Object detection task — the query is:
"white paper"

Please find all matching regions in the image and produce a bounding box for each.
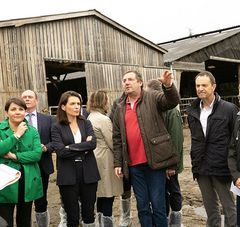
[0,164,21,190]
[230,181,240,196]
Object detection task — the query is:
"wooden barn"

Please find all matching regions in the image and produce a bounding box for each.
[0,9,169,118]
[159,25,240,104]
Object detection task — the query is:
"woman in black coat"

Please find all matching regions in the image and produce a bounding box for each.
[51,91,100,227]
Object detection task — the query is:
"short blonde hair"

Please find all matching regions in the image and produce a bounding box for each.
[87,89,109,113]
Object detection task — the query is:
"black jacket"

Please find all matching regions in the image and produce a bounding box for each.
[187,93,239,177]
[37,112,55,175]
[228,112,240,183]
[51,118,100,185]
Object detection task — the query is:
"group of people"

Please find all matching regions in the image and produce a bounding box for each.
[1,69,240,227]
[112,69,240,227]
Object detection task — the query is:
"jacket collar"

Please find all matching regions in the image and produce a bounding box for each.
[191,92,221,109]
[121,89,145,105]
[0,118,29,130]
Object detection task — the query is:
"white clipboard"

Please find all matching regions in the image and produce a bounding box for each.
[0,164,21,190]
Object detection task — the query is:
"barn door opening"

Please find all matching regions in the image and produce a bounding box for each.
[44,59,87,115]
[180,71,198,98]
[205,59,239,98]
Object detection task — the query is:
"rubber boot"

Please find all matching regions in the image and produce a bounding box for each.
[119,198,131,227]
[79,200,82,223]
[95,212,103,227]
[0,216,7,227]
[35,210,50,227]
[82,222,95,227]
[102,216,113,227]
[58,203,82,227]
[58,207,67,227]
[169,211,182,227]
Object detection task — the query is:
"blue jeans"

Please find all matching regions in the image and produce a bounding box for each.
[129,163,167,227]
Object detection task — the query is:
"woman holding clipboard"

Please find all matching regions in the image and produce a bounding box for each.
[0,97,43,227]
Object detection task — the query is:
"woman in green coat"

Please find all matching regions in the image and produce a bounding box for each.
[0,97,43,227]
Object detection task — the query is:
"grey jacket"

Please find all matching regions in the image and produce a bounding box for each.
[113,85,180,178]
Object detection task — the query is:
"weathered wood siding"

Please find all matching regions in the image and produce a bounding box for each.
[178,33,240,63]
[85,63,175,103]
[0,14,165,119]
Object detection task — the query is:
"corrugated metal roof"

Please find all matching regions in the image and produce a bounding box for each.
[0,9,167,54]
[159,25,240,62]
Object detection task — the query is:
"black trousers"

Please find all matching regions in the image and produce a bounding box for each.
[97,197,115,216]
[34,167,50,212]
[0,168,33,227]
[121,176,132,199]
[165,174,182,215]
[59,161,97,226]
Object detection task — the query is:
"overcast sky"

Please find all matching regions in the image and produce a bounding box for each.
[1,0,239,43]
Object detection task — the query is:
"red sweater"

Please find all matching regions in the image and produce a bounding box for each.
[125,99,147,166]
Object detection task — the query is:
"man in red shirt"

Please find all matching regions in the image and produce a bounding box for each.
[113,70,180,227]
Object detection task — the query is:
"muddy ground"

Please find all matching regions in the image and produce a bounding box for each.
[32,128,208,227]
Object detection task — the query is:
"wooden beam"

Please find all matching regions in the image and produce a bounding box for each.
[210,56,240,64]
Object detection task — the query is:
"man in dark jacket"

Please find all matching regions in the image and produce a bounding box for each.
[113,70,180,227]
[22,90,55,227]
[110,92,133,227]
[187,71,238,227]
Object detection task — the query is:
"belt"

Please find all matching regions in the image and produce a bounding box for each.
[75,157,83,162]
[74,152,88,162]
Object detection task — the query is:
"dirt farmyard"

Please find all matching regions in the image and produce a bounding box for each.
[32,128,210,227]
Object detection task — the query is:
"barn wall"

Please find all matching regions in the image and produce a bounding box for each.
[0,15,165,119]
[85,63,176,104]
[179,33,240,63]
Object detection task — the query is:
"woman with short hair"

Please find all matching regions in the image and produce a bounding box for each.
[0,97,43,227]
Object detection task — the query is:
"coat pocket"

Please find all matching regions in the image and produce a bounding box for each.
[24,164,43,202]
[150,134,171,145]
[150,134,179,169]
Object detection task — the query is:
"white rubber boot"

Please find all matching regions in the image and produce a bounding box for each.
[82,222,95,227]
[58,203,82,227]
[58,207,67,227]
[169,211,182,227]
[0,216,7,227]
[95,212,103,227]
[35,210,50,227]
[119,198,131,227]
[102,215,113,227]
